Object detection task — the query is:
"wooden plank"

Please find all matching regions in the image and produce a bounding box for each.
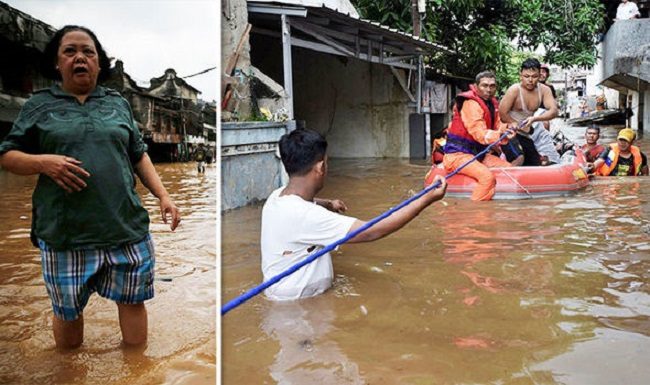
[290,19,355,56]
[224,23,252,76]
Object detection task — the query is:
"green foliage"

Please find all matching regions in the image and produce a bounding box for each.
[352,0,605,82]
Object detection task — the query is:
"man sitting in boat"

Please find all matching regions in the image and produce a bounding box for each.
[581,125,605,169]
[442,71,516,201]
[502,108,561,166]
[498,58,558,166]
[592,128,649,176]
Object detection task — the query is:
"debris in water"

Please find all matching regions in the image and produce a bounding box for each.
[360,305,368,315]
[370,266,383,273]
[299,339,314,352]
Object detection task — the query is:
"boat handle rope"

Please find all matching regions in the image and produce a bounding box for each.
[500,168,534,198]
[221,127,518,315]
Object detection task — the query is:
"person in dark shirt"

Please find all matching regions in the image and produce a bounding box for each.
[500,134,541,166]
[539,64,557,99]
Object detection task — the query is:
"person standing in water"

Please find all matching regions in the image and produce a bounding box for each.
[0,26,181,349]
[261,129,447,300]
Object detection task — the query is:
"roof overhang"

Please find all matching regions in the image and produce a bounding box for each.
[247,1,452,71]
[600,75,649,93]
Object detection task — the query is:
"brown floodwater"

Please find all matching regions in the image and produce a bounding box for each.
[0,162,216,385]
[222,124,650,384]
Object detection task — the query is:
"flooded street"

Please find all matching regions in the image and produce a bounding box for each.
[0,162,216,385]
[222,124,650,384]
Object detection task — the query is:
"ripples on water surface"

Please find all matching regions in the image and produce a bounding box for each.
[0,163,216,385]
[222,125,650,384]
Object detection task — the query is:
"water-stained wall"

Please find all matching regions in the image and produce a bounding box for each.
[250,33,411,158]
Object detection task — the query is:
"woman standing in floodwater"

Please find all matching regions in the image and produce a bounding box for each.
[0,25,180,349]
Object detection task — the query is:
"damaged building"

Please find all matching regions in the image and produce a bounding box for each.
[221,0,453,210]
[105,64,212,162]
[0,1,212,162]
[0,1,56,140]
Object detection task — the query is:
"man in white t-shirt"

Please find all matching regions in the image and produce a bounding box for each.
[261,129,447,301]
[615,0,640,20]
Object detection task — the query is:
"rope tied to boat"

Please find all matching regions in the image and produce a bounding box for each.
[221,128,518,315]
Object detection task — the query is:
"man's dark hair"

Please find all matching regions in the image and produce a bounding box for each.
[475,70,496,84]
[279,129,328,176]
[41,25,112,81]
[586,124,600,134]
[520,58,541,72]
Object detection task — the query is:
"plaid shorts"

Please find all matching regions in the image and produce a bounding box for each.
[38,234,155,321]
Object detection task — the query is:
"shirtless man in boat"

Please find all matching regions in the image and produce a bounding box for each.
[499,58,558,166]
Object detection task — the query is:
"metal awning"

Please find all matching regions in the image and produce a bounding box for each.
[247,1,453,118]
[248,2,451,71]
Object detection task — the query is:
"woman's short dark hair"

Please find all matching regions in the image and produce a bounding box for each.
[279,129,328,176]
[520,58,541,72]
[41,25,112,81]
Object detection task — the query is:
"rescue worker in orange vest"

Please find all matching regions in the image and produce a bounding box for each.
[443,71,517,201]
[593,128,649,176]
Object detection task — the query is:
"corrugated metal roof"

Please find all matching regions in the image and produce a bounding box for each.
[247,1,452,54]
[248,0,359,17]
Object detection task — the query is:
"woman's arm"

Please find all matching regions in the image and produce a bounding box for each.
[0,150,89,193]
[133,153,181,231]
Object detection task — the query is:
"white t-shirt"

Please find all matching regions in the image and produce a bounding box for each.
[616,2,640,20]
[261,187,357,301]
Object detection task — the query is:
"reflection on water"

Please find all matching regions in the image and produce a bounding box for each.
[0,162,216,385]
[222,124,650,384]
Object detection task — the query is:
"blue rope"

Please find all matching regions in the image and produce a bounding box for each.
[221,129,513,315]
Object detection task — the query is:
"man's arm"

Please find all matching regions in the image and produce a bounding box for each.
[591,147,610,171]
[498,85,518,124]
[0,150,89,193]
[462,100,513,145]
[134,153,181,230]
[346,176,447,243]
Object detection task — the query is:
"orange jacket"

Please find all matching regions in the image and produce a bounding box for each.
[596,143,642,176]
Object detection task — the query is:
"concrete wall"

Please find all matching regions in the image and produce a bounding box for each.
[597,18,649,131]
[221,122,288,211]
[295,51,410,158]
[250,34,411,158]
[601,19,650,88]
[645,91,650,131]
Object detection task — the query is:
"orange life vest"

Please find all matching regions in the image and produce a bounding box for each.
[596,143,642,176]
[443,85,499,160]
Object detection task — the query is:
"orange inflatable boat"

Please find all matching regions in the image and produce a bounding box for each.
[424,150,590,199]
